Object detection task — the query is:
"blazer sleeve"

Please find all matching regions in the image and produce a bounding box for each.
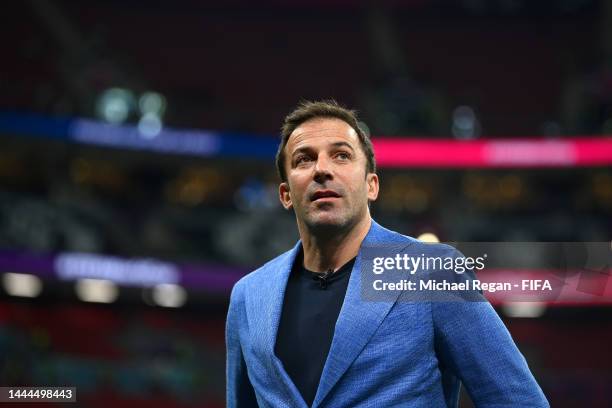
[431,250,549,407]
[226,281,259,408]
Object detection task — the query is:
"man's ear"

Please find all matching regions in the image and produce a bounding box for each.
[366,173,379,202]
[279,182,293,210]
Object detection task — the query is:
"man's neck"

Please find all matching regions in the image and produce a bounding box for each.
[299,217,371,273]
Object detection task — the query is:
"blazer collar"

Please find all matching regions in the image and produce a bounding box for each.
[311,219,408,407]
[245,219,409,407]
[245,239,305,406]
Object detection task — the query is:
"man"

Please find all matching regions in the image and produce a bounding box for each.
[226,100,548,407]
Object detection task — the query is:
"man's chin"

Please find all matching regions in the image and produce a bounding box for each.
[304,213,350,232]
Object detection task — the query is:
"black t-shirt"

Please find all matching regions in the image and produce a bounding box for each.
[274,249,356,407]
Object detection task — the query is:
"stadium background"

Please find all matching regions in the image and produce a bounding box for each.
[1,1,611,407]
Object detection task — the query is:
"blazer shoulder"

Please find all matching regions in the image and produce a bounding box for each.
[387,228,460,258]
[374,225,457,257]
[375,228,467,274]
[229,244,297,296]
[370,221,453,254]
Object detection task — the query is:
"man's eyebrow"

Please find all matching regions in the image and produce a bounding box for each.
[290,141,355,158]
[290,146,314,158]
[330,141,355,151]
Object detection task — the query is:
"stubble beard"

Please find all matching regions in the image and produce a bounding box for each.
[299,200,367,239]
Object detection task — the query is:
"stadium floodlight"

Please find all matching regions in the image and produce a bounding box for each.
[75,278,118,303]
[501,301,547,318]
[152,283,187,308]
[95,87,135,124]
[2,272,43,298]
[417,232,440,243]
[138,112,163,139]
[139,91,166,116]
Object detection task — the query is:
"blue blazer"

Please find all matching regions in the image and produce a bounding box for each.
[226,220,548,407]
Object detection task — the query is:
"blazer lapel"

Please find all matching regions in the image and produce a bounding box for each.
[311,220,408,408]
[245,241,309,407]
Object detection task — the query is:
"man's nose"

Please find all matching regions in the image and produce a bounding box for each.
[313,155,333,183]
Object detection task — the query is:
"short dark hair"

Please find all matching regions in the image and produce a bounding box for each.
[275,100,376,182]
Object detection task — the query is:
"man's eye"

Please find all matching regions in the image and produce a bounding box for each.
[336,152,350,160]
[296,156,311,165]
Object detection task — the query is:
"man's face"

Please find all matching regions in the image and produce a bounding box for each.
[279,117,379,232]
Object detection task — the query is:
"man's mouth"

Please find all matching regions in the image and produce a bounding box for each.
[310,190,342,202]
